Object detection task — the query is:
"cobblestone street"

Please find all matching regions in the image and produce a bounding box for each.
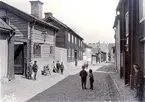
[27,63,137,102]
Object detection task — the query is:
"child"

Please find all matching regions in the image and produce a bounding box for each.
[80,65,88,90]
[89,69,94,90]
[60,62,64,74]
[32,61,38,80]
[27,62,33,79]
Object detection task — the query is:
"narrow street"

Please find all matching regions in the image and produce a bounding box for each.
[27,63,136,102]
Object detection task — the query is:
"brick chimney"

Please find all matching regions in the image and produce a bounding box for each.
[44,12,53,18]
[30,0,43,19]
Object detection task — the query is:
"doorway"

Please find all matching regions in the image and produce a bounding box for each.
[14,42,26,75]
[74,50,77,66]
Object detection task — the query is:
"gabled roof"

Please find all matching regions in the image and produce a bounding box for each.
[0,1,59,30]
[68,28,83,40]
[83,43,92,48]
[44,15,68,29]
[100,51,107,54]
[44,13,83,40]
[0,18,13,31]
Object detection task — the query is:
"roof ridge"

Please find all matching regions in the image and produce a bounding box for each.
[0,1,59,30]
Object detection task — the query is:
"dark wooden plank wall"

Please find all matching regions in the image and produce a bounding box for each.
[7,12,28,38]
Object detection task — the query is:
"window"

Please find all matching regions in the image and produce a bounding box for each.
[75,37,77,44]
[68,48,71,57]
[125,12,129,36]
[33,43,41,57]
[50,46,53,54]
[68,33,70,42]
[139,0,145,21]
[72,35,74,43]
[80,41,82,47]
[72,49,74,58]
[78,39,80,46]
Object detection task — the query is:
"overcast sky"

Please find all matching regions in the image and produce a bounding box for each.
[2,0,119,43]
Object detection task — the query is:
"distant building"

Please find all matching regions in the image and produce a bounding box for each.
[83,43,92,64]
[88,42,108,64]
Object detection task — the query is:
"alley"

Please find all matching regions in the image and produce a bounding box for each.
[27,64,136,102]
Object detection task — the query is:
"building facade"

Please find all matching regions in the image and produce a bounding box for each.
[0,1,58,80]
[83,43,92,64]
[88,42,108,63]
[44,13,84,65]
[113,15,121,75]
[114,0,145,99]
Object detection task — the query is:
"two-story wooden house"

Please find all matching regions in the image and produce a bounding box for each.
[44,13,84,66]
[0,1,58,80]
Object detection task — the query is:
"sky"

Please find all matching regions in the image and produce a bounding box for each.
[2,0,119,43]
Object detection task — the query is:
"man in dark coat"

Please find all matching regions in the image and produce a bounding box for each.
[32,61,38,80]
[60,62,64,74]
[133,64,144,101]
[79,65,88,89]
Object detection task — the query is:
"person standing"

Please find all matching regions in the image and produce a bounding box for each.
[46,64,51,75]
[32,61,38,80]
[60,62,64,74]
[56,61,60,73]
[75,60,78,67]
[133,64,144,101]
[27,62,33,79]
[79,65,88,90]
[89,69,94,90]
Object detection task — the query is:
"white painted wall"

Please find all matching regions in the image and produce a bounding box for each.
[55,47,67,69]
[0,40,8,81]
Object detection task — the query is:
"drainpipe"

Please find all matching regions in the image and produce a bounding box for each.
[8,30,15,43]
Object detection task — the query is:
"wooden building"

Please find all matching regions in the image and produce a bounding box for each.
[114,0,144,98]
[0,1,58,80]
[44,13,84,65]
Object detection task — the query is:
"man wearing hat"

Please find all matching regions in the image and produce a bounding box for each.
[133,64,144,101]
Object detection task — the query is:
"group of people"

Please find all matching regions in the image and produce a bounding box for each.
[27,61,38,80]
[53,61,64,74]
[79,65,94,90]
[26,60,64,81]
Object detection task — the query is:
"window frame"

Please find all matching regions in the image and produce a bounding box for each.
[68,33,70,42]
[33,43,41,57]
[139,0,145,22]
[72,35,74,43]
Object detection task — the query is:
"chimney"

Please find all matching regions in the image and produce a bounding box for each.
[30,0,43,19]
[44,12,53,18]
